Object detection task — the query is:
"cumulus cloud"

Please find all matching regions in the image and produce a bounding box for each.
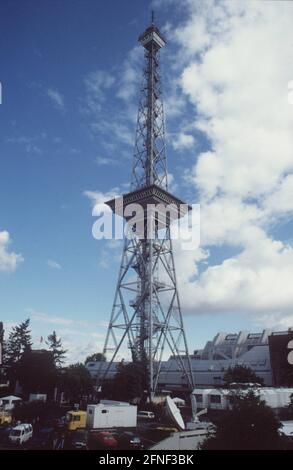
[172,132,195,150]
[83,187,120,214]
[79,1,293,330]
[62,340,105,365]
[180,2,293,200]
[178,235,293,315]
[163,0,293,323]
[0,231,23,272]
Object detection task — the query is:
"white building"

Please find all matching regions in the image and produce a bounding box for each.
[192,387,293,411]
[87,329,287,389]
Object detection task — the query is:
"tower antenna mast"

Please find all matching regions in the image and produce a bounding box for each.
[100,17,194,402]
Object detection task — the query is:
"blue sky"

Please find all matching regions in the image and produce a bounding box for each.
[1,0,293,363]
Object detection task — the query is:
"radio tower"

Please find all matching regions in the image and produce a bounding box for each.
[101,15,194,401]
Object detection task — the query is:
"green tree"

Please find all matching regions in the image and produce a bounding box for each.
[224,365,264,386]
[84,352,106,364]
[102,361,146,402]
[13,401,63,424]
[17,349,57,396]
[46,331,67,367]
[202,391,282,450]
[4,319,32,390]
[59,363,93,403]
[5,318,32,364]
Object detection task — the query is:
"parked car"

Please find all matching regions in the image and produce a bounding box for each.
[137,411,155,420]
[70,429,88,450]
[117,431,144,450]
[89,431,118,449]
[9,424,33,446]
[29,427,55,449]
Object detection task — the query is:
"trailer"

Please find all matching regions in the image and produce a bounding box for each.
[86,401,137,429]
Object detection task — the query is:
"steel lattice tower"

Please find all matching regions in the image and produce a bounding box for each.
[101,18,194,400]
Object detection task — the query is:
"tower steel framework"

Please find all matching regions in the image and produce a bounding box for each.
[101,19,194,400]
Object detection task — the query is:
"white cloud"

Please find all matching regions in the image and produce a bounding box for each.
[28,309,106,363]
[3,321,18,334]
[58,328,104,339]
[179,1,293,200]
[98,240,123,269]
[3,312,106,365]
[172,132,195,150]
[116,46,142,102]
[47,88,65,110]
[47,259,62,270]
[0,231,23,273]
[178,235,293,316]
[83,187,120,214]
[96,156,120,167]
[6,134,45,154]
[82,49,141,163]
[84,70,115,113]
[263,174,293,221]
[77,1,293,331]
[254,312,293,331]
[61,339,105,365]
[162,0,293,324]
[91,120,133,146]
[27,309,89,327]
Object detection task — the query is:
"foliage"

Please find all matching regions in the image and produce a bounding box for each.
[46,331,67,367]
[4,318,32,365]
[201,391,282,450]
[279,365,293,387]
[84,352,106,364]
[13,401,64,423]
[102,361,146,402]
[58,363,93,403]
[223,365,264,386]
[17,349,57,396]
[3,319,33,391]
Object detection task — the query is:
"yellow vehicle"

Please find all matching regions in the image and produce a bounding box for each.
[66,410,87,431]
[0,410,12,425]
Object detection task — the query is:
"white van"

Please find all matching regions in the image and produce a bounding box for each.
[9,424,33,445]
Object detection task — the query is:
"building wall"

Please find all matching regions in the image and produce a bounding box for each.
[192,387,293,411]
[268,332,293,386]
[86,330,293,392]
